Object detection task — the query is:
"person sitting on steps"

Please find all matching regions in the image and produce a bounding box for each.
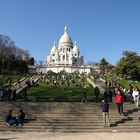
[17,109,25,126]
[4,109,25,126]
[4,110,16,126]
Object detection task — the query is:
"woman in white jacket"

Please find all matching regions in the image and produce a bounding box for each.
[132,87,139,108]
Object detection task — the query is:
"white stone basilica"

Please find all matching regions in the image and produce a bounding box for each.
[36,27,91,74]
[47,26,84,67]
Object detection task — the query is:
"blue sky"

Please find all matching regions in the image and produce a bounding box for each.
[0,0,140,65]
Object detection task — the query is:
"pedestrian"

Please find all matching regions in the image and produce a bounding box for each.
[7,87,12,101]
[102,99,110,127]
[81,91,87,103]
[12,89,17,101]
[108,88,113,102]
[132,87,139,108]
[0,89,3,101]
[105,80,108,87]
[94,86,100,102]
[23,88,28,101]
[17,79,21,89]
[103,87,113,102]
[114,90,124,115]
[32,80,35,87]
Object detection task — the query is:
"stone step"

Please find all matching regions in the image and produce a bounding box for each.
[0,103,135,106]
[0,102,139,132]
[0,119,139,124]
[0,101,135,105]
[1,122,140,126]
[0,108,138,111]
[0,111,137,114]
[0,109,137,113]
[38,115,139,118]
[0,114,139,120]
[1,117,139,121]
[34,113,139,116]
[1,125,140,130]
[0,108,137,112]
[0,128,115,133]
[1,111,138,114]
[0,127,140,133]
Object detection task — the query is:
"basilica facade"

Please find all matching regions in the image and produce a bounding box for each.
[36,27,91,74]
[47,26,84,67]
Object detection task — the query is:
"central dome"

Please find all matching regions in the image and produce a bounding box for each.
[58,26,73,47]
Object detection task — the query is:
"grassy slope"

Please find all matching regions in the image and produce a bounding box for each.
[0,75,25,86]
[27,82,94,102]
[102,76,140,90]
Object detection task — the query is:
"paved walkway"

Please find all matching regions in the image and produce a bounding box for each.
[0,132,140,140]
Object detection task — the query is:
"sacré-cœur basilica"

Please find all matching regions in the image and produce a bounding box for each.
[36,27,91,74]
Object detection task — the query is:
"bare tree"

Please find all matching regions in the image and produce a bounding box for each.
[0,35,31,74]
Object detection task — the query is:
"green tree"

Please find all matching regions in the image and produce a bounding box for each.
[115,51,140,79]
[99,58,109,75]
[0,35,31,74]
[28,57,35,65]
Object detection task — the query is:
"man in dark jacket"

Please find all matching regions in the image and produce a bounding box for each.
[102,99,110,127]
[94,86,100,102]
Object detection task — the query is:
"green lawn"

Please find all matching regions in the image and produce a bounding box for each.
[26,73,101,102]
[0,74,26,86]
[102,76,140,90]
[0,75,17,85]
[27,83,94,102]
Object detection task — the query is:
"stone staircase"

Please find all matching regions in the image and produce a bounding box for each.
[87,76,105,94]
[0,102,140,132]
[1,75,41,101]
[15,75,41,94]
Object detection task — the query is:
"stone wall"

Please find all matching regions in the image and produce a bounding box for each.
[36,65,91,74]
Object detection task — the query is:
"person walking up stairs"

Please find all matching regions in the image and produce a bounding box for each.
[101,99,110,127]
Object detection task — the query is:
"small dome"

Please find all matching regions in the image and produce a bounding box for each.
[73,41,80,53]
[50,41,57,54]
[58,26,73,47]
[47,56,51,62]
